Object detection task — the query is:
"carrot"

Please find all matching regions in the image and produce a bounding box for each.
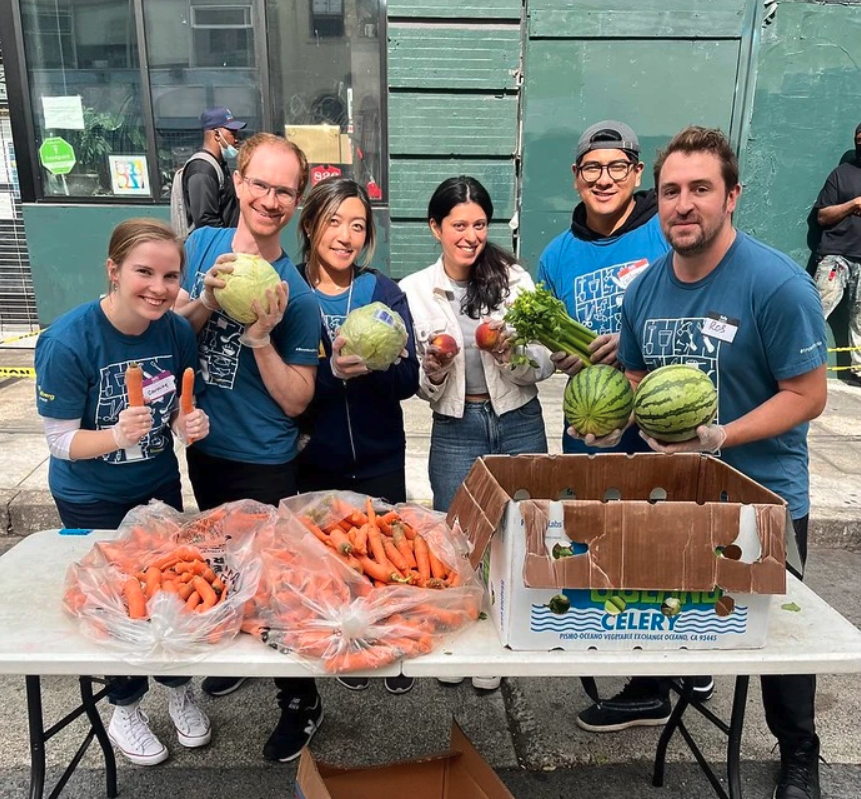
[123,577,147,619]
[383,538,410,573]
[181,367,195,444]
[365,496,377,528]
[357,555,399,583]
[329,527,353,556]
[192,576,218,610]
[352,525,368,556]
[201,566,217,583]
[144,566,162,599]
[299,515,331,547]
[125,363,145,407]
[211,577,225,594]
[161,580,179,594]
[392,524,417,569]
[428,548,448,581]
[414,535,431,586]
[185,591,201,611]
[341,510,369,529]
[366,524,388,565]
[177,582,194,601]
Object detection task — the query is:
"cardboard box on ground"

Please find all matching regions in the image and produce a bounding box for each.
[296,721,515,799]
[447,454,789,652]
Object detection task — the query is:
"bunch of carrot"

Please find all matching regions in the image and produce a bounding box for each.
[297,496,463,590]
[120,545,230,620]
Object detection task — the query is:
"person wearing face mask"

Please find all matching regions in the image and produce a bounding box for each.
[181,107,247,232]
[812,122,861,387]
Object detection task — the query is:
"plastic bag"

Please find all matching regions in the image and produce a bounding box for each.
[243,492,484,673]
[63,499,273,663]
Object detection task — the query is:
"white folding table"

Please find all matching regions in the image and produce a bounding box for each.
[2,530,861,799]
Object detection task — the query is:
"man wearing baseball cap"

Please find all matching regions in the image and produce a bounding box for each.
[181,106,248,232]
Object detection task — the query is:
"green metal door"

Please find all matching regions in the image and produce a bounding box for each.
[519,0,757,271]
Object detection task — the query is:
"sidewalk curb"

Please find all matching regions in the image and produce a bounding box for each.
[4,489,861,552]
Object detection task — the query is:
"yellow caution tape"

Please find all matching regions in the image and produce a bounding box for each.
[0,329,44,346]
[827,346,861,352]
[0,366,36,378]
[827,365,860,372]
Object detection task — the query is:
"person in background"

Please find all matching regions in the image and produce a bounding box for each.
[399,175,555,693]
[811,122,861,387]
[602,126,827,799]
[34,218,211,767]
[174,132,321,763]
[183,107,247,231]
[295,176,420,695]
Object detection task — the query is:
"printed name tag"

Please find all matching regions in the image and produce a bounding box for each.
[701,313,739,344]
[142,370,175,402]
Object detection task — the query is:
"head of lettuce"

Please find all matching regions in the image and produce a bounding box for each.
[339,302,408,371]
[213,254,282,324]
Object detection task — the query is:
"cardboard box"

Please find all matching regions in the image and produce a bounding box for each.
[284,124,353,165]
[447,454,787,652]
[295,721,514,799]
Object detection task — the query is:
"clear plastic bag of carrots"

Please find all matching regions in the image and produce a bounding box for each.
[63,499,272,662]
[242,492,485,674]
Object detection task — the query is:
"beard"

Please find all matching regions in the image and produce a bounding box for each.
[665,200,729,257]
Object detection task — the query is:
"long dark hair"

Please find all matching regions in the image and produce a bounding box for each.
[428,176,512,319]
[299,177,376,286]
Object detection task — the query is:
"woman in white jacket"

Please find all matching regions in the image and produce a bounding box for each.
[401,177,554,499]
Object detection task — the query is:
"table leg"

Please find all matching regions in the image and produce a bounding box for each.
[726,676,750,799]
[652,678,693,787]
[80,677,118,798]
[25,676,46,799]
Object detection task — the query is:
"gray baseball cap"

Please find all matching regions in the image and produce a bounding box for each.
[575,120,640,162]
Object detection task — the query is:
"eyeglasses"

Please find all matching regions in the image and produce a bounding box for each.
[241,176,300,206]
[576,161,636,183]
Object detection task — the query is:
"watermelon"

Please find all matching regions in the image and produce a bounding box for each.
[563,365,635,437]
[633,364,718,442]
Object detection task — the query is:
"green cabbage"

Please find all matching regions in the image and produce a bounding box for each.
[213,253,282,324]
[339,302,408,371]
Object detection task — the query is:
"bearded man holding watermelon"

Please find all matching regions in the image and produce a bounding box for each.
[587,126,827,799]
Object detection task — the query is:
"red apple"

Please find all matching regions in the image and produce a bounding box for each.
[475,321,501,352]
[430,333,459,359]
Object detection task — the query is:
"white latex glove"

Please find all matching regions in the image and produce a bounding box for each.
[641,424,727,454]
[423,343,458,385]
[566,413,634,448]
[201,255,235,311]
[241,281,289,347]
[112,406,152,449]
[330,334,370,380]
[551,351,587,377]
[174,408,210,446]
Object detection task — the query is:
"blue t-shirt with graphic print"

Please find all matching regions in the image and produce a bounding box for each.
[619,231,828,519]
[315,272,376,343]
[35,300,199,504]
[538,213,670,454]
[183,227,320,464]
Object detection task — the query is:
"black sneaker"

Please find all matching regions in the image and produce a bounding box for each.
[336,677,370,691]
[774,739,821,799]
[690,675,715,702]
[576,682,672,733]
[263,695,324,763]
[384,675,415,695]
[201,676,248,697]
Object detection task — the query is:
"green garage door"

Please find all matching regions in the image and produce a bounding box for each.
[519,0,757,271]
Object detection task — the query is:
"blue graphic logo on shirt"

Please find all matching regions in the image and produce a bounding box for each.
[573,259,650,335]
[192,272,244,389]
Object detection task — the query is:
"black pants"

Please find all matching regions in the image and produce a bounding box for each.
[635,515,816,749]
[54,482,190,704]
[297,466,407,504]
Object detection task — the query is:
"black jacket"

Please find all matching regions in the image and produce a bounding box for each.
[182,152,239,229]
[296,264,420,480]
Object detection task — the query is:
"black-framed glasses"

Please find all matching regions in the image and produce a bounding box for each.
[241,176,300,206]
[576,160,636,183]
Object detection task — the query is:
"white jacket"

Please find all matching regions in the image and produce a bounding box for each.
[399,256,555,419]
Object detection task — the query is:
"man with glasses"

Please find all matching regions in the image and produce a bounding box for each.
[175,132,322,763]
[182,107,247,231]
[538,120,669,455]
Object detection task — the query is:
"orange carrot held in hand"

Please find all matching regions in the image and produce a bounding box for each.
[123,577,147,619]
[125,364,145,407]
[181,367,195,445]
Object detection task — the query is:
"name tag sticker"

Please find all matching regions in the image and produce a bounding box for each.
[701,313,739,344]
[142,370,175,402]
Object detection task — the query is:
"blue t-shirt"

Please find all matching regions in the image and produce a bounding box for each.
[315,271,376,343]
[619,232,828,518]
[183,227,320,464]
[34,300,199,504]
[538,214,670,454]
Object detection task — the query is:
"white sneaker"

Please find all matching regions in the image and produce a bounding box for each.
[168,683,212,748]
[108,703,169,766]
[437,676,465,685]
[471,676,501,691]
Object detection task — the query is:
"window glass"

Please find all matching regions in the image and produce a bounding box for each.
[267,0,384,201]
[22,0,150,198]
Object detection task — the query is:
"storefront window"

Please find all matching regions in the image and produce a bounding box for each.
[22,0,150,198]
[13,0,384,203]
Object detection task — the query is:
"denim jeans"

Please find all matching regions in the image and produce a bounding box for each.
[429,396,548,512]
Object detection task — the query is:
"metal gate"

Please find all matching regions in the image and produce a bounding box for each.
[0,44,38,333]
